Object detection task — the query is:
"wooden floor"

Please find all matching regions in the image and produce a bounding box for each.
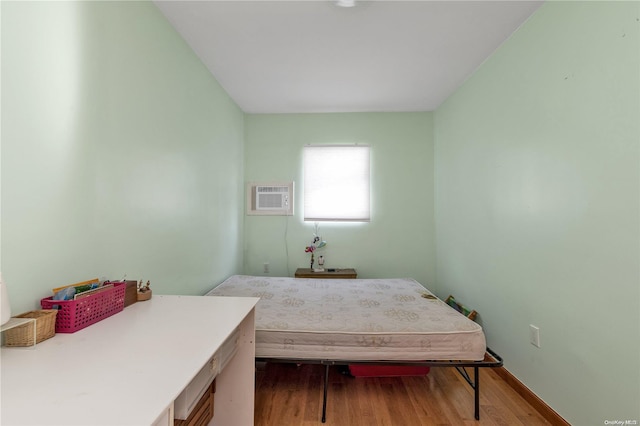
[255,363,552,426]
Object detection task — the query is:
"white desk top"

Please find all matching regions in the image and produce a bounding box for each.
[1,295,258,426]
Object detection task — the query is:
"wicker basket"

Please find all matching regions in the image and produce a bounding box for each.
[4,310,58,347]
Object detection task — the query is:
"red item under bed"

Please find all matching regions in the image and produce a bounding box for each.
[349,365,431,377]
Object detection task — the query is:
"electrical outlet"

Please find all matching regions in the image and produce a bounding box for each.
[263,262,269,273]
[529,324,540,348]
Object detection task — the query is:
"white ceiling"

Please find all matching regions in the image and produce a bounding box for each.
[154,1,543,113]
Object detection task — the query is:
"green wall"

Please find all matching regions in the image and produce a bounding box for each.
[244,113,435,287]
[434,2,639,424]
[1,1,245,314]
[3,1,638,423]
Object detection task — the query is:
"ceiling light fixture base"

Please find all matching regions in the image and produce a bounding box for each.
[336,0,355,8]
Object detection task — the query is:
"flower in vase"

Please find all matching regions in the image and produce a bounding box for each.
[304,228,326,269]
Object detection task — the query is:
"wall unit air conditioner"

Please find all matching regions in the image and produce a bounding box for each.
[256,185,290,210]
[247,182,294,216]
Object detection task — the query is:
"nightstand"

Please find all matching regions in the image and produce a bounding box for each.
[294,268,357,279]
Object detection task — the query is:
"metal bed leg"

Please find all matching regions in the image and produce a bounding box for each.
[322,364,329,423]
[455,365,482,420]
[474,366,480,420]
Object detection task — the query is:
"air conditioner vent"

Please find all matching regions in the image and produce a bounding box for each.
[257,186,288,193]
[256,186,290,210]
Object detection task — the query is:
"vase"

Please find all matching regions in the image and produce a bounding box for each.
[310,253,314,269]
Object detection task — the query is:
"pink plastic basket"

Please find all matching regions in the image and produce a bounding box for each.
[40,282,126,333]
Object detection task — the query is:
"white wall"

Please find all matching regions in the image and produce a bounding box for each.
[434,2,639,424]
[1,1,245,313]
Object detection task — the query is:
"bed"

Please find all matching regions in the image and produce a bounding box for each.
[206,275,502,421]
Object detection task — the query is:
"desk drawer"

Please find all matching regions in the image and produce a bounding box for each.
[174,381,215,426]
[174,327,239,421]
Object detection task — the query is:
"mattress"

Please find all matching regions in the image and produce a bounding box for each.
[206,275,486,361]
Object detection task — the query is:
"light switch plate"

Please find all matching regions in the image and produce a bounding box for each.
[529,324,541,348]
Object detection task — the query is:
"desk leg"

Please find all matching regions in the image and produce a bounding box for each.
[210,309,256,426]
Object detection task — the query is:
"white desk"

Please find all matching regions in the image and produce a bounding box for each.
[1,295,258,426]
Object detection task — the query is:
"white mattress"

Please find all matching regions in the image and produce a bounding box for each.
[206,275,486,361]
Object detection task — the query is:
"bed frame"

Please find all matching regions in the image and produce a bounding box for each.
[257,347,503,423]
[256,294,502,423]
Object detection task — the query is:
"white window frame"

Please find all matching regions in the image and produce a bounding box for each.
[303,144,370,222]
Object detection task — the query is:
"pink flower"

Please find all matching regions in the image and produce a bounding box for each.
[305,246,316,253]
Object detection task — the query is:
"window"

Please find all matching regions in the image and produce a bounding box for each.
[303,144,370,222]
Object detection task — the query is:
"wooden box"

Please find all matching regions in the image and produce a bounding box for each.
[124,280,138,307]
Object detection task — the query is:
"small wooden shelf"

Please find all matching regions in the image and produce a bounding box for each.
[294,268,357,279]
